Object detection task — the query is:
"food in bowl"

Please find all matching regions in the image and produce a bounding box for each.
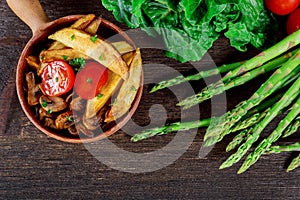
[24,14,142,139]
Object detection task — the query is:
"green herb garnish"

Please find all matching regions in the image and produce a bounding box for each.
[131,86,137,92]
[66,115,73,122]
[69,57,85,69]
[86,78,92,84]
[90,35,98,43]
[97,94,103,99]
[99,54,103,61]
[41,100,47,108]
[62,55,68,61]
[47,109,53,114]
[71,34,75,41]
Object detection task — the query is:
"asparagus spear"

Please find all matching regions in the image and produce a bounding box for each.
[178,51,293,109]
[220,74,300,171]
[150,61,243,93]
[283,116,300,138]
[287,154,300,172]
[266,143,300,172]
[226,127,253,152]
[222,29,300,82]
[206,66,300,147]
[131,118,211,142]
[131,90,284,142]
[238,94,300,173]
[131,97,277,142]
[266,142,300,154]
[204,50,300,147]
[131,94,282,142]
[227,97,288,152]
[226,110,272,153]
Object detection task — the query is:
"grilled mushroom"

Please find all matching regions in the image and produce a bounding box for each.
[70,96,86,111]
[44,118,57,129]
[39,95,67,113]
[65,93,74,104]
[68,125,79,136]
[97,106,109,125]
[26,72,41,106]
[82,115,99,131]
[76,123,94,137]
[82,106,109,130]
[55,110,75,129]
[39,107,55,121]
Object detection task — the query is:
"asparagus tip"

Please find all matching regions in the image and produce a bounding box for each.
[225,146,233,152]
[149,87,157,93]
[219,163,228,170]
[237,166,247,174]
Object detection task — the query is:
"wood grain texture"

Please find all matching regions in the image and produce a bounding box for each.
[0,0,299,199]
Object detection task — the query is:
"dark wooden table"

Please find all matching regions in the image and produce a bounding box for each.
[1,0,299,199]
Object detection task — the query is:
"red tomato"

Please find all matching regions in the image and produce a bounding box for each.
[74,61,108,100]
[287,8,300,34]
[40,60,75,96]
[264,0,299,15]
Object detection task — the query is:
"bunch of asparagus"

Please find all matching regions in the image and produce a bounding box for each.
[132,29,300,173]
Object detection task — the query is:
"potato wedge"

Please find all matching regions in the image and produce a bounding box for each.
[105,48,142,122]
[48,14,96,50]
[39,48,88,63]
[25,55,40,71]
[85,18,102,35]
[121,51,134,66]
[111,41,135,55]
[70,14,96,29]
[49,28,128,80]
[84,51,134,119]
[84,70,122,119]
[84,18,134,55]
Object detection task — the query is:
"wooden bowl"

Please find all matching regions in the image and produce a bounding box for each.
[7,0,143,143]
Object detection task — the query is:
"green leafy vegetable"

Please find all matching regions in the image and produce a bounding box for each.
[102,0,277,62]
[69,57,86,70]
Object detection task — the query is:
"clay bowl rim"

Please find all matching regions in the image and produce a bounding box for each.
[16,15,143,143]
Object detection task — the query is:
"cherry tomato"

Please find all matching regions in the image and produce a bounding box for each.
[74,61,108,100]
[40,60,75,96]
[264,0,299,15]
[287,8,300,35]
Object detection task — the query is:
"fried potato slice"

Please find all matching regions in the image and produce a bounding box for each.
[105,48,142,122]
[48,14,96,50]
[71,14,96,29]
[48,41,66,50]
[39,48,88,63]
[84,70,122,119]
[25,55,40,71]
[121,51,134,66]
[41,41,133,64]
[85,18,102,35]
[84,18,134,55]
[84,51,134,119]
[111,41,135,55]
[49,28,128,79]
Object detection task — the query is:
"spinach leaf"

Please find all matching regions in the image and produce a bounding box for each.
[102,0,139,28]
[102,0,278,62]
